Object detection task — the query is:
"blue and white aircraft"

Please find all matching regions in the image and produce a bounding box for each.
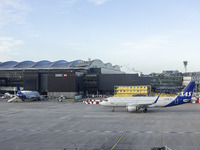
[7,85,41,102]
[100,81,196,113]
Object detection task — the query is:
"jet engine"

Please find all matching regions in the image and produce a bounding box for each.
[126,105,137,112]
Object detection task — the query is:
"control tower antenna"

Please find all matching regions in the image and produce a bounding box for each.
[183,61,188,72]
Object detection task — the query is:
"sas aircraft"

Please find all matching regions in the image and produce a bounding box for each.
[100,81,196,113]
[7,85,41,102]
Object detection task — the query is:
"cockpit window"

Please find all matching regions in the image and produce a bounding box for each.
[104,99,108,102]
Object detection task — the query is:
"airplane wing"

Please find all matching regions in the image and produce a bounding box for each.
[129,94,160,109]
[7,96,18,103]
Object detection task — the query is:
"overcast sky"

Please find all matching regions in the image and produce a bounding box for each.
[0,0,200,74]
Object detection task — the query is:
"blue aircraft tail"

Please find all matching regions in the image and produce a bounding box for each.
[16,84,26,100]
[17,84,22,94]
[165,81,195,107]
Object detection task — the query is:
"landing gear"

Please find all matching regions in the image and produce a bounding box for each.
[112,107,115,112]
[143,108,147,113]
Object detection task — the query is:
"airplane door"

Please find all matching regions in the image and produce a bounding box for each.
[175,99,178,104]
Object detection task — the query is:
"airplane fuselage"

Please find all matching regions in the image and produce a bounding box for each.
[100,96,185,108]
[17,90,41,101]
[21,91,40,98]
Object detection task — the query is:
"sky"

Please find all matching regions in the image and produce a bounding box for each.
[1,0,200,74]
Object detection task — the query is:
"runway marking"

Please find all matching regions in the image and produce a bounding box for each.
[59,115,70,120]
[1,129,200,135]
[111,131,126,150]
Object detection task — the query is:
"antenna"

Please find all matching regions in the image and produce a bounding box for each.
[183,61,188,72]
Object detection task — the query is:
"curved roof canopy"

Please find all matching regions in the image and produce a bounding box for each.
[0,61,18,69]
[0,59,121,71]
[13,61,35,68]
[31,60,52,68]
[50,60,68,68]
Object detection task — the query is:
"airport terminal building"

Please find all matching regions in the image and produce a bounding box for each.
[0,59,151,98]
[2,59,198,98]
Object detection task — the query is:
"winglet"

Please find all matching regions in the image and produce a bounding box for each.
[153,94,160,104]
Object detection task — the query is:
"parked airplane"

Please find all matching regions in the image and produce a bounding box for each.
[100,81,196,113]
[7,85,41,102]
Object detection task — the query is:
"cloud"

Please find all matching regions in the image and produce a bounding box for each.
[62,0,79,7]
[0,37,24,61]
[122,36,169,50]
[56,0,80,14]
[57,0,110,14]
[88,0,110,5]
[0,0,31,26]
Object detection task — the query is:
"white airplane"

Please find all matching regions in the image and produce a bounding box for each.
[7,85,41,102]
[100,81,196,113]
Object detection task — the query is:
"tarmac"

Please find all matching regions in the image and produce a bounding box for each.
[0,100,200,150]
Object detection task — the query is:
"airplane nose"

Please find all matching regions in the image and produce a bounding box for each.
[99,98,108,106]
[99,101,103,105]
[99,101,105,105]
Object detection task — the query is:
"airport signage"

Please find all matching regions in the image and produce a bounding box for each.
[54,74,75,77]
[55,74,63,77]
[55,74,68,77]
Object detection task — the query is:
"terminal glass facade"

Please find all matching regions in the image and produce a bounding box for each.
[151,76,183,93]
[83,74,98,94]
[0,70,23,92]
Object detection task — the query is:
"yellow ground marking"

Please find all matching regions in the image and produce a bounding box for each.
[111,131,126,150]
